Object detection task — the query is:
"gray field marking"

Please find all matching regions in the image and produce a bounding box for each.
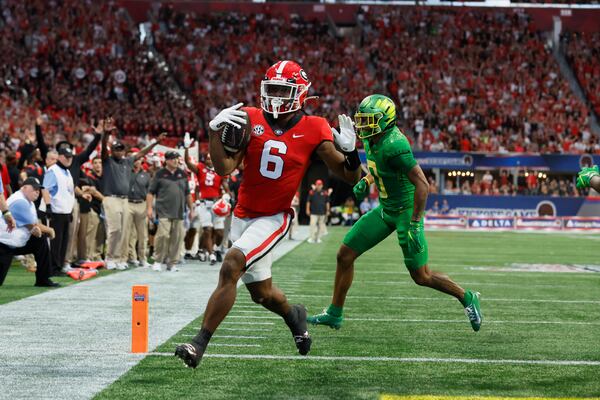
[148,352,600,366]
[0,227,308,400]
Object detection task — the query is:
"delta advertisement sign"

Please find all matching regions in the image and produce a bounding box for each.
[425,215,600,231]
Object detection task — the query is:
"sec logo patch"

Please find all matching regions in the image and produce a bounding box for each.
[253,125,265,136]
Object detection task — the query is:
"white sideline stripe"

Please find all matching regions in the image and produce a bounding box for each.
[175,343,261,348]
[151,353,600,366]
[216,328,273,332]
[226,315,599,325]
[182,334,267,339]
[294,294,600,304]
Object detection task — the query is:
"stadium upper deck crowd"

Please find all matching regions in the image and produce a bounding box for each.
[1,2,598,154]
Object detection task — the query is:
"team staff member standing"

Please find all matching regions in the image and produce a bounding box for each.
[100,118,164,270]
[0,178,56,287]
[125,157,151,267]
[64,121,103,265]
[42,144,75,276]
[85,157,104,261]
[306,179,330,244]
[147,151,194,272]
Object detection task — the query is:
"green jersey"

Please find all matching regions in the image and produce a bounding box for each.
[363,127,417,211]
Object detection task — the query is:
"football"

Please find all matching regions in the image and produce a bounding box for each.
[220,110,250,154]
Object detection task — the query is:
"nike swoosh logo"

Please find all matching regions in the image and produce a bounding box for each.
[292,134,304,138]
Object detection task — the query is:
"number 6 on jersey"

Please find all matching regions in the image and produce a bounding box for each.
[260,140,287,179]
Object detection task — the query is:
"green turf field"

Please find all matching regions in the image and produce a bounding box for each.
[0,263,117,305]
[95,228,600,399]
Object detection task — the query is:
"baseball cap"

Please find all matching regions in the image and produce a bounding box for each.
[315,179,324,185]
[56,141,74,157]
[165,151,180,160]
[23,177,43,190]
[112,140,126,151]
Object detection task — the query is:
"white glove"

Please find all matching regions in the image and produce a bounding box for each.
[183,132,193,149]
[209,102,246,131]
[222,193,231,203]
[331,114,356,152]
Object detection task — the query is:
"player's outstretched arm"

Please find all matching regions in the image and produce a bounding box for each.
[316,141,361,184]
[407,165,429,222]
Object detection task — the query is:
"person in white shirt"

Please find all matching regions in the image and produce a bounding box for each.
[42,144,75,276]
[0,178,57,287]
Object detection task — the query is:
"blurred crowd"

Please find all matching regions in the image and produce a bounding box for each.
[563,31,600,118]
[361,8,593,154]
[1,3,600,158]
[434,170,582,197]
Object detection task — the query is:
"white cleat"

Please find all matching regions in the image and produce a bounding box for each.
[152,262,163,272]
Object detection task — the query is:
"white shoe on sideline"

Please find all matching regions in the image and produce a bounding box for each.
[116,262,128,270]
[167,265,179,272]
[127,259,140,267]
[317,238,323,243]
[106,260,117,270]
[307,238,315,244]
[61,264,74,273]
[140,261,151,269]
[152,262,163,272]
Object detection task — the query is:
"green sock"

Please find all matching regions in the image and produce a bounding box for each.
[327,304,343,317]
[461,290,473,307]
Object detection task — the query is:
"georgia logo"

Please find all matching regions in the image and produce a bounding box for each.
[300,69,308,81]
[253,125,265,136]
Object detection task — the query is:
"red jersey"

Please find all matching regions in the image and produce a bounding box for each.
[235,107,333,218]
[196,161,223,199]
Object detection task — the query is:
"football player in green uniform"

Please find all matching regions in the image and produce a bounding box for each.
[307,94,483,332]
[576,165,600,191]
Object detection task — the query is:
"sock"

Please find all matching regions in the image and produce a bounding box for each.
[283,307,300,333]
[191,327,213,349]
[327,304,343,317]
[461,290,473,307]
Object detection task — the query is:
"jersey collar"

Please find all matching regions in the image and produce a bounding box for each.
[262,110,304,136]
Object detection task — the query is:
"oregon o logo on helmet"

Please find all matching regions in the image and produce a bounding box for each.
[300,69,308,81]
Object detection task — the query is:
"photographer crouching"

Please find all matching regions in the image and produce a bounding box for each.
[0,178,57,287]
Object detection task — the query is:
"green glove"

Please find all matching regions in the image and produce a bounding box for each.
[353,177,369,202]
[577,165,599,189]
[407,220,424,254]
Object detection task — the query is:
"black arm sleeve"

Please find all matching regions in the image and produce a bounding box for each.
[75,134,101,165]
[35,124,49,161]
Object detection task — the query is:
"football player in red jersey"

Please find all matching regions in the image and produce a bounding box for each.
[184,141,230,265]
[175,60,361,368]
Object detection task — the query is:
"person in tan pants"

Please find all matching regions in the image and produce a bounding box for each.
[100,119,164,270]
[147,151,194,272]
[124,158,150,267]
[306,179,330,244]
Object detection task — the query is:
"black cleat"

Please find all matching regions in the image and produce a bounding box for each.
[288,304,312,356]
[34,279,60,287]
[215,251,223,263]
[175,342,204,369]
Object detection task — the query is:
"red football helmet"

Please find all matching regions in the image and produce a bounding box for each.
[260,60,311,119]
[212,196,232,217]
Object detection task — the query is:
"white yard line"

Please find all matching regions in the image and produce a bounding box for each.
[182,334,267,339]
[216,328,273,332]
[223,315,599,325]
[148,353,600,366]
[294,294,600,304]
[277,279,595,288]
